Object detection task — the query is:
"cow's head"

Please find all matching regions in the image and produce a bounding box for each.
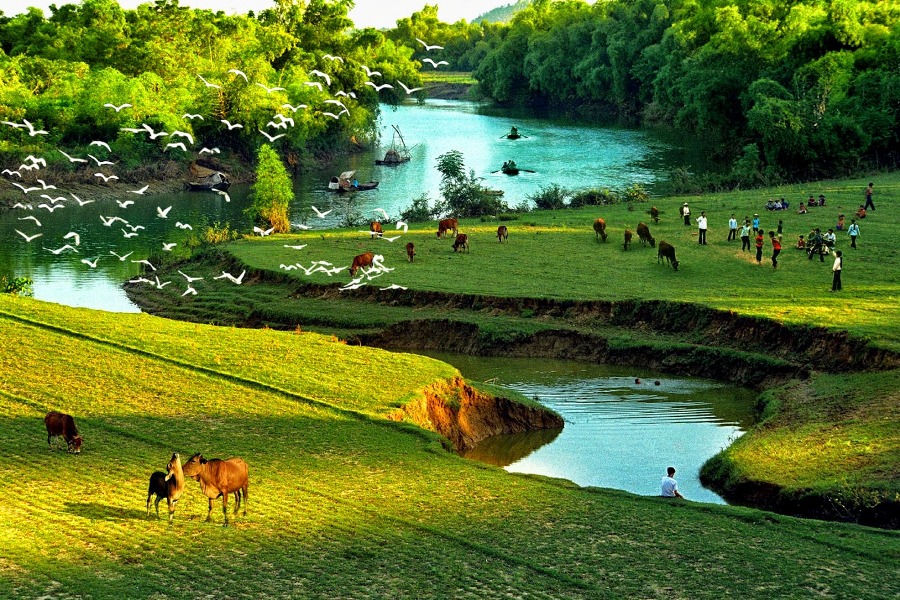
[671,260,679,271]
[67,435,83,454]
[165,452,182,481]
[649,236,656,248]
[181,453,206,479]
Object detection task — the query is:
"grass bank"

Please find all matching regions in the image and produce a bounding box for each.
[1,295,898,598]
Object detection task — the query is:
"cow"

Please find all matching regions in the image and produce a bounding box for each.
[624,229,633,251]
[650,206,659,223]
[182,453,249,526]
[146,452,186,524]
[44,411,82,454]
[349,252,375,277]
[452,233,469,253]
[436,218,458,239]
[497,225,509,242]
[593,218,608,242]
[369,221,383,239]
[406,242,416,262]
[657,240,679,270]
[636,222,655,247]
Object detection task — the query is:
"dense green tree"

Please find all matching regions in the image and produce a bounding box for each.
[249,144,293,233]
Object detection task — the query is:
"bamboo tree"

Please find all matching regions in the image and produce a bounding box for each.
[249,144,292,233]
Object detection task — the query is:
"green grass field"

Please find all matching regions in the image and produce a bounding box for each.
[1,295,898,599]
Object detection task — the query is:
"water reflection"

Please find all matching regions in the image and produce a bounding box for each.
[460,427,563,467]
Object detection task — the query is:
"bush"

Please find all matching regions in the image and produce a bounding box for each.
[528,184,569,210]
[248,144,292,233]
[400,193,440,222]
[622,183,650,204]
[204,221,239,244]
[436,150,508,217]
[570,187,619,207]
[1,275,33,296]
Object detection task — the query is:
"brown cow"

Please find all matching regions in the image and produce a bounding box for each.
[497,225,509,242]
[452,233,469,253]
[44,411,82,454]
[636,222,655,247]
[182,453,249,525]
[593,218,608,242]
[349,252,375,277]
[657,240,679,270]
[147,452,186,523]
[650,206,659,223]
[436,218,458,239]
[369,221,383,239]
[406,242,416,262]
[624,229,633,251]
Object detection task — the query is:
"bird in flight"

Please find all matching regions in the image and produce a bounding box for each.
[142,123,169,139]
[422,58,449,69]
[121,229,138,238]
[81,257,101,268]
[21,118,48,136]
[373,208,390,220]
[95,173,119,183]
[322,112,340,120]
[44,244,79,255]
[281,103,308,113]
[15,229,42,242]
[39,194,67,204]
[199,147,221,155]
[100,215,124,226]
[334,90,356,98]
[59,149,88,163]
[171,130,194,145]
[37,203,64,212]
[89,140,112,152]
[182,285,198,296]
[213,189,231,203]
[110,250,134,261]
[183,113,204,120]
[311,206,332,218]
[121,127,145,134]
[220,120,243,130]
[36,179,56,190]
[128,185,149,195]
[116,199,134,208]
[397,80,424,95]
[258,129,286,142]
[18,215,41,226]
[175,222,193,230]
[11,182,41,194]
[165,142,187,152]
[162,242,177,251]
[88,154,116,167]
[283,244,307,250]
[70,193,94,206]
[228,68,249,82]
[381,235,402,242]
[103,103,132,112]
[380,284,408,291]
[214,270,246,284]
[63,231,81,246]
[255,82,286,94]
[303,81,323,92]
[12,203,32,210]
[361,65,381,78]
[309,70,331,86]
[157,205,172,218]
[416,38,444,51]
[2,168,22,177]
[323,54,344,63]
[131,259,156,271]
[198,74,221,89]
[253,226,275,236]
[396,220,409,233]
[364,81,393,91]
[178,270,204,283]
[153,276,171,289]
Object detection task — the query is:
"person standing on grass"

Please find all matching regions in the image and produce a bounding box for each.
[864,182,875,211]
[848,219,860,249]
[728,214,738,241]
[831,250,843,292]
[740,219,752,252]
[770,230,782,269]
[682,202,691,226]
[661,467,684,498]
[752,213,760,235]
[755,229,765,264]
[696,211,708,245]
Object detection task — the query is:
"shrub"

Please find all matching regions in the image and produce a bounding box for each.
[247,144,292,233]
[570,188,619,207]
[400,193,440,222]
[204,221,239,244]
[1,275,33,296]
[436,150,508,217]
[528,184,569,210]
[621,184,650,204]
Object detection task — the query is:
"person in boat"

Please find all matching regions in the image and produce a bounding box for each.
[352,178,359,188]
[509,126,518,137]
[504,159,517,171]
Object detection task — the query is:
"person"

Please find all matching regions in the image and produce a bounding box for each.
[782,197,790,210]
[765,199,776,211]
[770,231,781,269]
[682,202,691,226]
[818,194,826,207]
[728,214,737,241]
[352,178,359,188]
[755,229,764,264]
[774,198,784,210]
[808,228,825,262]
[661,467,684,498]
[798,203,808,214]
[696,211,708,244]
[807,196,816,207]
[796,235,806,250]
[823,228,836,250]
[848,219,860,249]
[752,213,760,235]
[831,250,843,292]
[777,219,784,235]
[864,182,875,211]
[510,126,518,137]
[856,205,867,219]
[739,219,751,252]
[836,214,845,231]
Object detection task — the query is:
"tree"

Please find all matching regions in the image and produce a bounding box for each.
[435,150,506,217]
[249,144,292,233]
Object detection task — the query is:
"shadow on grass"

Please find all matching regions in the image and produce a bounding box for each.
[63,501,147,522]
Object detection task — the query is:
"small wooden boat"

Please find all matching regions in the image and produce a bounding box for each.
[501,161,519,175]
[329,170,379,192]
[185,172,230,191]
[336,181,379,192]
[375,125,411,166]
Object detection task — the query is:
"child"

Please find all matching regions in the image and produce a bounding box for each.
[796,235,806,250]
[836,214,845,231]
[755,230,765,264]
[798,203,808,214]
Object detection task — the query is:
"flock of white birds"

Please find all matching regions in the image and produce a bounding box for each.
[3,41,450,297]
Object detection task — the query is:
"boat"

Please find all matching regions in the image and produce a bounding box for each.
[504,126,523,140]
[185,172,230,191]
[328,170,379,192]
[501,160,519,175]
[375,125,411,166]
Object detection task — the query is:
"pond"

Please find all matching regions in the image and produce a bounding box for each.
[419,353,756,504]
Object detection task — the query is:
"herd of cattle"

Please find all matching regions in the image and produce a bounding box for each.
[45,411,249,526]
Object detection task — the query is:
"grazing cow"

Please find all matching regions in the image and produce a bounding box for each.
[452,233,469,253]
[44,411,82,454]
[650,206,659,223]
[636,222,655,247]
[146,452,186,524]
[182,453,249,526]
[406,242,416,262]
[657,240,679,270]
[349,252,375,277]
[593,218,608,242]
[369,221,383,239]
[624,229,633,251]
[497,225,509,242]
[436,218,458,239]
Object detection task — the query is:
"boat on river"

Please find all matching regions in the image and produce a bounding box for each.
[328,170,379,192]
[501,160,520,175]
[185,172,230,191]
[375,125,411,166]
[504,126,523,140]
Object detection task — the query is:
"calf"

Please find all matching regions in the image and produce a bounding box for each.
[349,252,375,277]
[497,225,508,242]
[624,229,633,251]
[406,242,416,262]
[636,222,655,247]
[657,240,679,270]
[147,452,186,524]
[593,218,608,242]
[44,411,82,454]
[369,221,383,239]
[650,206,659,223]
[436,218,458,239]
[182,453,250,526]
[452,233,469,253]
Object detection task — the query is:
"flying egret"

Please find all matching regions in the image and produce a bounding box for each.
[128,277,151,284]
[128,185,149,195]
[258,129,286,142]
[220,120,243,130]
[131,259,156,271]
[11,182,41,194]
[39,194,67,204]
[121,229,138,238]
[15,229,42,242]
[121,127,145,133]
[44,244,78,255]
[182,285,198,296]
[373,208,390,220]
[198,74,221,89]
[255,82,286,94]
[416,38,444,51]
[397,80,424,95]
[253,226,275,236]
[36,179,56,190]
[162,242,177,251]
[281,103,308,112]
[381,235,402,242]
[283,244,307,250]
[228,68,249,82]
[364,81,393,91]
[17,215,41,226]
[171,130,194,145]
[311,206,332,218]
[361,65,381,78]
[88,154,116,166]
[380,284,408,291]
[157,205,172,218]
[178,270,204,282]
[165,142,187,152]
[124,223,145,232]
[213,189,230,202]
[309,70,331,86]
[323,99,347,109]
[116,199,134,208]
[323,54,344,63]
[103,103,132,112]
[89,140,112,152]
[153,276,171,289]
[95,173,119,183]
[198,147,220,155]
[214,270,246,284]
[322,112,340,120]
[59,149,88,163]
[37,203,64,212]
[422,58,449,68]
[110,250,133,261]
[63,231,81,246]
[70,193,94,206]
[81,257,100,268]
[176,222,193,230]
[396,220,409,233]
[183,113,204,120]
[303,81,323,91]
[100,215,124,226]
[21,119,48,136]
[141,123,169,139]
[12,203,33,210]
[2,169,22,177]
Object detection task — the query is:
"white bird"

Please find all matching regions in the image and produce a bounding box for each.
[311,206,332,218]
[21,119,48,136]
[157,205,172,218]
[361,65,381,78]
[18,215,41,226]
[58,149,88,163]
[341,282,367,291]
[213,189,231,202]
[283,244,307,250]
[183,113,204,120]
[88,154,116,166]
[280,263,297,271]
[296,224,311,230]
[178,270,204,282]
[2,169,22,177]
[95,173,119,183]
[121,229,138,238]
[323,99,347,109]
[322,112,340,120]
[128,185,149,195]
[12,203,33,210]
[396,220,409,233]
[70,193,94,206]
[281,103,308,112]
[380,284,408,291]
[309,70,331,86]
[81,257,100,268]
[132,259,156,271]
[128,277,151,284]
[45,244,78,255]
[175,222,193,230]
[103,103,132,112]
[228,68,249,82]
[19,162,40,171]
[110,250,133,261]
[100,215,123,226]
[89,140,112,152]
[334,90,353,98]
[182,285,198,296]
[11,182,41,194]
[364,81,393,91]
[253,226,275,236]
[381,235,402,242]
[165,142,187,152]
[37,203,64,212]
[220,120,243,130]
[116,199,134,208]
[265,120,287,130]
[39,194,67,204]
[162,242,177,251]
[416,38,444,51]
[36,179,56,190]
[422,58,449,69]
[214,270,246,284]
[24,155,46,167]
[258,129,286,142]
[273,113,295,126]
[15,229,42,242]
[121,127,145,134]
[323,54,344,63]
[397,80,424,95]
[303,81,323,91]
[198,74,221,89]
[63,231,81,246]
[153,276,171,289]
[124,223,145,232]
[1,120,26,129]
[141,123,169,139]
[170,130,194,145]
[373,208,389,220]
[198,147,221,155]
[255,82,286,94]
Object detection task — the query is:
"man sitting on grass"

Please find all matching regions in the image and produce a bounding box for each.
[661,467,684,499]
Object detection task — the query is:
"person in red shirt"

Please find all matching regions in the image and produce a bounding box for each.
[755,230,765,264]
[769,230,782,269]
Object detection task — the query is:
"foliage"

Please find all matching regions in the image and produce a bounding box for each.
[621,183,650,204]
[569,187,619,207]
[399,193,440,222]
[203,221,240,245]
[0,275,33,296]
[435,149,507,217]
[528,183,569,210]
[249,144,292,233]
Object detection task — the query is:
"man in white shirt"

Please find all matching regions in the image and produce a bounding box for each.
[696,212,708,245]
[661,467,684,498]
[728,214,738,241]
